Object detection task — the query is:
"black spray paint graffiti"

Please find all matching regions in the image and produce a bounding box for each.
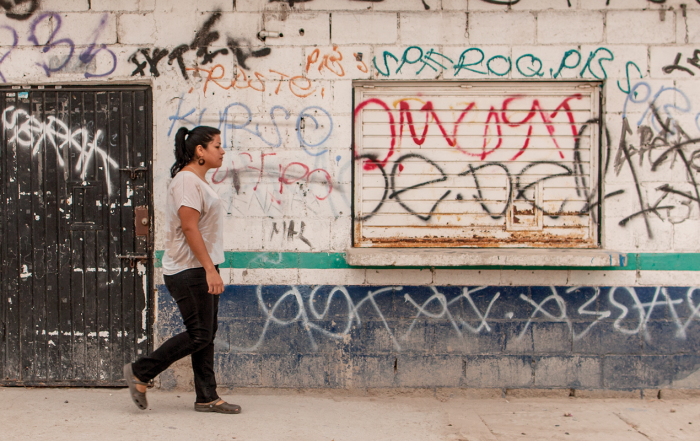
[480,0,570,5]
[360,113,700,238]
[359,131,696,242]
[614,114,700,238]
[0,0,39,21]
[168,11,225,78]
[227,37,272,70]
[269,220,313,248]
[663,49,700,76]
[613,81,700,238]
[359,82,700,241]
[129,11,271,79]
[269,0,670,7]
[269,0,431,9]
[359,152,598,223]
[468,0,667,6]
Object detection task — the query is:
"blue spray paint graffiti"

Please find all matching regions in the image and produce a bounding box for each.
[168,97,333,155]
[297,106,332,156]
[623,82,693,132]
[220,103,289,149]
[0,12,117,80]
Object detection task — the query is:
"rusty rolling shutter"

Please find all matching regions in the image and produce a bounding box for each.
[353,82,601,248]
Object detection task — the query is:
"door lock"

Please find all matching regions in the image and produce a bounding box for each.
[135,206,149,237]
[117,254,149,268]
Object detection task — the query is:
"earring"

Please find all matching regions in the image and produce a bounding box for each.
[198,157,205,166]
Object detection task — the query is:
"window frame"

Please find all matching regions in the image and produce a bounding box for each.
[351,80,604,250]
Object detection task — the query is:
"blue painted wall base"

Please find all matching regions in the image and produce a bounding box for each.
[156,285,700,390]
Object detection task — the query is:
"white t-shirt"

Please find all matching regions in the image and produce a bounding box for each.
[162,171,225,275]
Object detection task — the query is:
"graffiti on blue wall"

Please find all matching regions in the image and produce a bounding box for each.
[159,284,700,354]
[157,284,700,388]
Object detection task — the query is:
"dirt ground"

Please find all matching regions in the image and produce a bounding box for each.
[1,387,699,440]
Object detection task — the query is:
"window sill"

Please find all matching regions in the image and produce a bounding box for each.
[345,248,627,268]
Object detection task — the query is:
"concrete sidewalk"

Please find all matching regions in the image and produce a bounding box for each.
[1,388,699,441]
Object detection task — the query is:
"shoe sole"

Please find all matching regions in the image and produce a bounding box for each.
[194,405,241,414]
[123,363,148,411]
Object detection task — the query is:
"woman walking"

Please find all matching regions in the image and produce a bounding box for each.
[123,126,240,414]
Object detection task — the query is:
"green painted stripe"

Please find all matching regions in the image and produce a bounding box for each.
[639,253,700,271]
[153,251,700,271]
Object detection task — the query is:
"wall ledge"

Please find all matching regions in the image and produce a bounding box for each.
[345,248,627,268]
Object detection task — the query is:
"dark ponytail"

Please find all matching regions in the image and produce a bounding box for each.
[170,125,222,177]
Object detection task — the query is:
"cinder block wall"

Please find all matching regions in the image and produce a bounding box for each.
[2,0,700,390]
[158,284,700,390]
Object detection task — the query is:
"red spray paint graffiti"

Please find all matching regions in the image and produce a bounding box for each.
[354,94,583,166]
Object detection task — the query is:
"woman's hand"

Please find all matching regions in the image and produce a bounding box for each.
[206,268,224,295]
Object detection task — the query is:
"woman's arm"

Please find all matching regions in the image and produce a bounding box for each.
[179,206,224,294]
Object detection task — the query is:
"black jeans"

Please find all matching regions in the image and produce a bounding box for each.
[132,267,220,404]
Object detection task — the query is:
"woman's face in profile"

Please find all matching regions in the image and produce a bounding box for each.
[199,134,224,168]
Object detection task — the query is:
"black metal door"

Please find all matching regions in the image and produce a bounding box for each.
[0,86,153,386]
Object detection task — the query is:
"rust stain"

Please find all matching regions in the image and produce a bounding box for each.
[513,208,534,216]
[362,229,594,248]
[354,221,363,247]
[547,211,590,217]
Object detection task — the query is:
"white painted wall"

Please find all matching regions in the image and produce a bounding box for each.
[1,0,699,286]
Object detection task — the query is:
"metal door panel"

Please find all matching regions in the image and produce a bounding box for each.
[94,91,111,382]
[0,86,152,386]
[119,92,137,375]
[3,91,21,382]
[107,91,124,381]
[43,92,61,381]
[132,90,150,359]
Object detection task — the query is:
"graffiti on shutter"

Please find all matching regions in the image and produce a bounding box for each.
[353,82,601,248]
